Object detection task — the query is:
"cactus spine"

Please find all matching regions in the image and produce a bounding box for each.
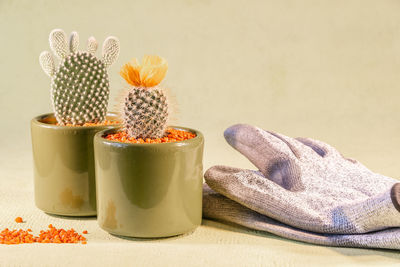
[120,55,169,139]
[39,29,120,125]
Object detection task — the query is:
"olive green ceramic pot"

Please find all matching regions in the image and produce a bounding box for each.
[94,127,204,238]
[31,113,120,216]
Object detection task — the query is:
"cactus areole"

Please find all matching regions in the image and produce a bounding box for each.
[39,29,120,125]
[120,55,170,139]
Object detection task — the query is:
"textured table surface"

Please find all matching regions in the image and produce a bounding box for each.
[0,149,399,267]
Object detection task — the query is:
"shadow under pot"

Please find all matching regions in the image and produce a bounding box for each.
[31,113,121,216]
[94,127,204,238]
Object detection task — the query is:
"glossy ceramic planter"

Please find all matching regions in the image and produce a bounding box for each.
[31,113,120,216]
[94,127,204,238]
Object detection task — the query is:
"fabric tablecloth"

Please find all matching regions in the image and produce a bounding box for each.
[0,148,399,267]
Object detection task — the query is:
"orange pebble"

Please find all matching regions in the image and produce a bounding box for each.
[105,128,196,144]
[15,217,23,223]
[83,230,88,234]
[0,225,88,245]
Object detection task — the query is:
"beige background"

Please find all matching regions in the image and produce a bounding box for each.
[0,0,400,266]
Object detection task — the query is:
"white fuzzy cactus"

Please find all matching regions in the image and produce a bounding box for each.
[39,29,120,125]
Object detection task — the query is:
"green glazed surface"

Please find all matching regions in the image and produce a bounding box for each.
[31,113,120,216]
[94,127,204,238]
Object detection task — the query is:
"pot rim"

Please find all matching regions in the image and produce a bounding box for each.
[31,112,121,131]
[95,126,204,148]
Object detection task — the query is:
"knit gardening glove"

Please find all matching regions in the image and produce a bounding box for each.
[204,124,400,248]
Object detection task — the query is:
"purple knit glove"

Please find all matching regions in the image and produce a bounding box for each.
[203,124,400,249]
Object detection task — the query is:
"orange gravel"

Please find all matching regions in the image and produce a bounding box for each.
[105,128,196,144]
[36,224,86,244]
[58,120,120,127]
[0,229,35,244]
[0,224,87,245]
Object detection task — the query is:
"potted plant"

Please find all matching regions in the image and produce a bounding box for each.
[94,55,204,237]
[31,29,121,216]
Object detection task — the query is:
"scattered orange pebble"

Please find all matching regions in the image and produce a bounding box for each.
[82,230,88,234]
[105,128,196,144]
[58,120,120,127]
[0,224,87,245]
[35,225,86,244]
[15,217,23,223]
[0,229,34,244]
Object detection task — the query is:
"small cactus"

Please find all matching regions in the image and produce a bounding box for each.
[39,29,120,125]
[120,55,169,139]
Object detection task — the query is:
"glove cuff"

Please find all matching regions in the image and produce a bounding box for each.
[391,183,400,212]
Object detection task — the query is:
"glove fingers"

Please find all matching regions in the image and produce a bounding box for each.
[296,136,360,164]
[392,183,400,212]
[204,165,300,221]
[203,185,400,250]
[224,124,299,176]
[295,137,340,158]
[205,160,303,192]
[265,131,309,158]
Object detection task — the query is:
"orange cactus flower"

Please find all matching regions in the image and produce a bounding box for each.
[120,55,168,88]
